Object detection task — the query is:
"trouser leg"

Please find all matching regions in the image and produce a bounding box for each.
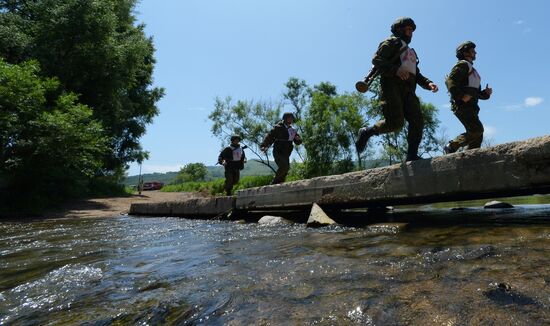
[272,154,290,184]
[449,104,484,151]
[224,168,239,195]
[403,93,424,158]
[374,83,405,135]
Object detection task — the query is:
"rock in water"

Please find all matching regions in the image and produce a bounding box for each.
[484,201,514,209]
[307,203,336,227]
[258,215,291,225]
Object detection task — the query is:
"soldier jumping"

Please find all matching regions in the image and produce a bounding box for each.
[355,17,439,161]
[444,41,492,154]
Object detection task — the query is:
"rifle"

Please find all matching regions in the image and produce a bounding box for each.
[355,67,379,93]
[355,41,410,93]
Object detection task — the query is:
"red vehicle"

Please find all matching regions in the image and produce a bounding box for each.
[142,181,164,191]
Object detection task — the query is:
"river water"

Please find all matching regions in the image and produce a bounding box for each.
[1,205,549,325]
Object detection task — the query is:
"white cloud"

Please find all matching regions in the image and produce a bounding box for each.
[502,97,544,111]
[514,20,525,25]
[142,164,183,174]
[524,97,543,107]
[484,125,497,138]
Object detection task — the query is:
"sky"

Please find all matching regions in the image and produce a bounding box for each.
[128,0,550,176]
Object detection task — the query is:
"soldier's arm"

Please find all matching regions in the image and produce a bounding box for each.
[446,62,469,101]
[218,148,230,164]
[260,127,276,148]
[415,68,434,90]
[372,39,401,76]
[293,132,303,145]
[478,86,491,100]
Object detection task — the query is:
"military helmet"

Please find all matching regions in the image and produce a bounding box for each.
[391,17,416,35]
[282,112,295,120]
[456,41,476,59]
[230,134,241,142]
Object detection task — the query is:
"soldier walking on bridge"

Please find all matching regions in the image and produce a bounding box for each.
[218,135,246,196]
[260,112,302,184]
[355,17,439,161]
[444,41,492,153]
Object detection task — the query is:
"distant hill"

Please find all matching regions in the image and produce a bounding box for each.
[124,158,391,186]
[124,160,274,185]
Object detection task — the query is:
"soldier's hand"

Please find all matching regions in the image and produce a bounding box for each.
[260,146,268,153]
[462,94,473,103]
[428,83,439,93]
[396,67,410,80]
[484,84,493,96]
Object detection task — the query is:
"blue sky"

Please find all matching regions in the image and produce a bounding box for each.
[128,0,549,175]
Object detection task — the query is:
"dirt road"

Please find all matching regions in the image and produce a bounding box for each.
[45,191,204,219]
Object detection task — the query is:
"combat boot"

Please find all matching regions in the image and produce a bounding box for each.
[443,142,457,154]
[355,126,377,153]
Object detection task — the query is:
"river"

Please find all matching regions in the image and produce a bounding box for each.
[1,204,549,325]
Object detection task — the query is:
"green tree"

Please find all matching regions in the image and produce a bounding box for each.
[283,77,310,124]
[285,79,374,177]
[367,79,442,164]
[209,76,443,181]
[0,0,164,175]
[209,96,281,173]
[0,59,108,209]
[300,82,372,177]
[175,163,208,184]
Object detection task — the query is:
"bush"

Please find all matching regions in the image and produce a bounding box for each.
[0,59,108,211]
[87,176,133,198]
[162,175,274,196]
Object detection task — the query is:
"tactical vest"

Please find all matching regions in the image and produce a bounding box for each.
[287,126,297,141]
[399,40,417,75]
[230,146,243,161]
[464,60,481,89]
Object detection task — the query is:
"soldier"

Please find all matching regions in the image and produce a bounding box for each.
[444,41,492,153]
[218,135,246,196]
[355,17,439,161]
[260,112,302,184]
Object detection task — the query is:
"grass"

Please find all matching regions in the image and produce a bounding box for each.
[161,174,301,195]
[161,175,273,195]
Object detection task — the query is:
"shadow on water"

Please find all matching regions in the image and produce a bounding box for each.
[1,204,549,325]
[334,204,550,228]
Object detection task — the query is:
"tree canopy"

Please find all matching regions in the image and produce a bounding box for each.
[0,0,164,174]
[0,0,163,210]
[175,163,209,184]
[0,59,108,208]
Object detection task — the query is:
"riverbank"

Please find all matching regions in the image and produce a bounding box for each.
[49,191,208,219]
[1,191,206,220]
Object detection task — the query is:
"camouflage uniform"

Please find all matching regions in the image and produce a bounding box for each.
[372,36,434,156]
[445,43,491,152]
[261,120,302,184]
[356,18,435,161]
[218,144,246,195]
